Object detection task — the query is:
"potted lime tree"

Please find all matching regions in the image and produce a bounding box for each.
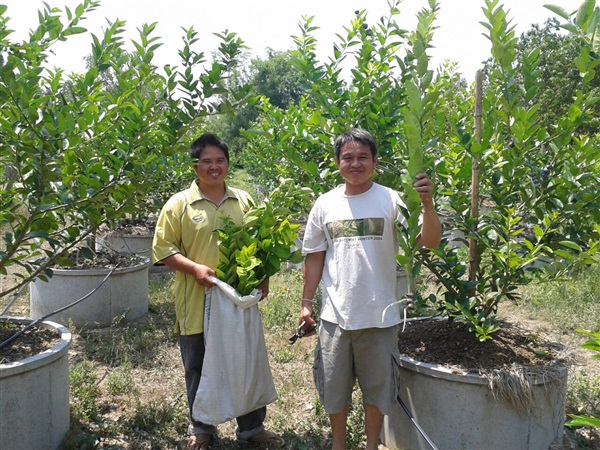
[244,1,599,448]
[385,2,599,448]
[94,152,189,271]
[0,1,247,447]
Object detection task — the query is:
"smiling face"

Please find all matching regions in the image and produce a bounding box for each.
[193,145,229,190]
[335,140,378,195]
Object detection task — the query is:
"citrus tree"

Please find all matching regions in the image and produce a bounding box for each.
[242,0,600,339]
[422,0,600,340]
[0,1,248,302]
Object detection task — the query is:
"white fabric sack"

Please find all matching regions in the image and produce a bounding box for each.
[192,277,278,425]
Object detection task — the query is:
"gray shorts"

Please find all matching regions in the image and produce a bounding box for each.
[312,320,399,415]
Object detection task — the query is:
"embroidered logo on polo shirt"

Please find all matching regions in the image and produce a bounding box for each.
[192,213,206,223]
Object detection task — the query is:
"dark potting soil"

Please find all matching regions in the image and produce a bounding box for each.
[55,250,147,270]
[0,321,60,364]
[103,217,156,236]
[397,318,566,372]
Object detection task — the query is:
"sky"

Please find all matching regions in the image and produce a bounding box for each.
[2,0,584,82]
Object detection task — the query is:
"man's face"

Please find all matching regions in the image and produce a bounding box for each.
[335,140,377,194]
[193,145,229,188]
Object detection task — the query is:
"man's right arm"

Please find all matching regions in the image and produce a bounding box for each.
[162,253,216,288]
[300,251,325,333]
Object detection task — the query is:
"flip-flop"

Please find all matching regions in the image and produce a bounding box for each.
[187,433,212,450]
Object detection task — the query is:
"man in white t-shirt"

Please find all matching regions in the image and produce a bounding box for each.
[299,128,441,450]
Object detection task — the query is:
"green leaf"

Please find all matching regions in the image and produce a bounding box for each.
[543,5,571,20]
[395,254,411,267]
[580,341,600,352]
[560,23,580,33]
[289,249,304,264]
[575,0,595,29]
[558,241,581,251]
[304,161,320,177]
[566,415,600,428]
[243,215,260,227]
[62,26,87,37]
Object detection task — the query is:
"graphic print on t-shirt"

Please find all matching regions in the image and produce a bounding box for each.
[326,218,384,240]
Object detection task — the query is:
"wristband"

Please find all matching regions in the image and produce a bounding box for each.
[302,298,315,305]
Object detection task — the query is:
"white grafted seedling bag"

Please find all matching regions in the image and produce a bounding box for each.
[192,277,277,425]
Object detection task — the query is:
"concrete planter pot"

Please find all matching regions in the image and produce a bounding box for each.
[382,342,568,450]
[0,317,71,450]
[30,256,150,328]
[96,231,169,274]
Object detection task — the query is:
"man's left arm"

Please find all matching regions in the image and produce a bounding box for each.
[414,173,442,249]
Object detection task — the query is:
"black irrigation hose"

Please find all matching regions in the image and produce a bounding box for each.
[392,333,439,450]
[395,394,440,450]
[0,265,119,350]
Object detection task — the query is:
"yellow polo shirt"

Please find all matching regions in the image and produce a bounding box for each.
[152,180,252,335]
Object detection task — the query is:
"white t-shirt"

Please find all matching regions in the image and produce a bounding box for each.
[302,183,408,330]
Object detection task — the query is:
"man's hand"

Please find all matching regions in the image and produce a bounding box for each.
[192,264,217,288]
[413,172,435,211]
[257,278,270,300]
[162,254,217,287]
[289,319,316,344]
[299,301,317,338]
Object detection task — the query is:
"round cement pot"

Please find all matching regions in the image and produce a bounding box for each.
[0,317,71,450]
[382,347,568,450]
[30,256,150,328]
[96,232,170,274]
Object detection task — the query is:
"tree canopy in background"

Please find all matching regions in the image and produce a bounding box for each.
[207,49,306,164]
[491,17,600,133]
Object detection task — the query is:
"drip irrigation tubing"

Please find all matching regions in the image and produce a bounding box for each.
[395,394,440,450]
[0,265,118,350]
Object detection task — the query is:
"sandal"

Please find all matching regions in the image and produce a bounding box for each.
[187,433,212,450]
[245,429,284,447]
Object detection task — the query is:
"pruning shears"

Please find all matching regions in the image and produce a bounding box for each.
[289,320,316,345]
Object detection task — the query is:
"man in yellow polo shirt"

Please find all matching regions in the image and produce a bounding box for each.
[152,133,284,450]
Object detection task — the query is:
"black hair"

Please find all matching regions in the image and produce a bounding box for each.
[189,133,230,163]
[333,128,378,159]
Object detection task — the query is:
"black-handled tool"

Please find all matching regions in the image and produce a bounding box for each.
[289,320,316,344]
